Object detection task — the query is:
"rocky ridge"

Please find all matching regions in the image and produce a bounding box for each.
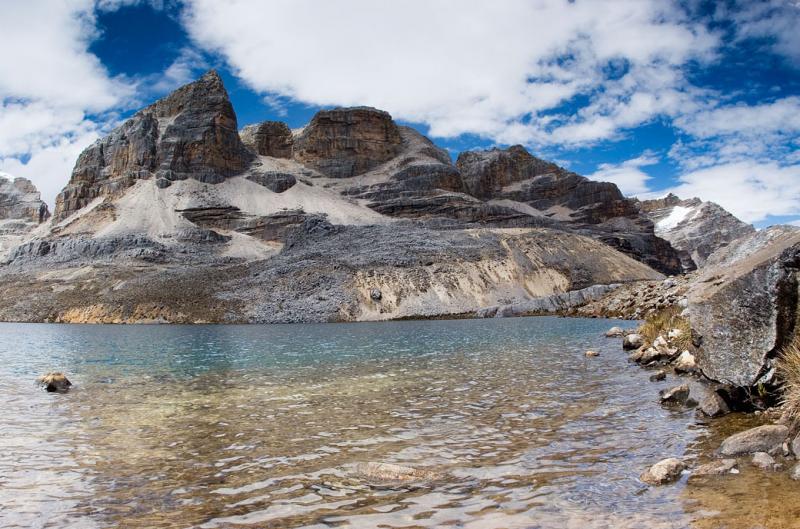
[0,174,50,258]
[639,193,755,268]
[0,70,745,326]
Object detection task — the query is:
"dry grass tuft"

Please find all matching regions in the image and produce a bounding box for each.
[638,306,693,351]
[777,334,800,429]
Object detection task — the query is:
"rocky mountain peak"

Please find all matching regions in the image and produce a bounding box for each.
[639,194,755,268]
[0,174,49,223]
[293,106,403,178]
[53,69,251,220]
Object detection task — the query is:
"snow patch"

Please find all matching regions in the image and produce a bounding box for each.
[656,205,693,232]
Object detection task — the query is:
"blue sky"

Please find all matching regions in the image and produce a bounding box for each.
[1,0,799,228]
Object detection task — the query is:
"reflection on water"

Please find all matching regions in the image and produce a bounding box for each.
[0,318,796,529]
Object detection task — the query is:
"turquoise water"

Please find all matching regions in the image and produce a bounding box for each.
[0,318,788,528]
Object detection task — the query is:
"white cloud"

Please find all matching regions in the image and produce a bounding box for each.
[728,0,800,65]
[0,0,134,206]
[675,96,800,138]
[650,161,800,223]
[589,153,659,195]
[182,0,716,146]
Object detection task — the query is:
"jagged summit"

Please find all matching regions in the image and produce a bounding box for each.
[53,69,251,220]
[638,194,755,268]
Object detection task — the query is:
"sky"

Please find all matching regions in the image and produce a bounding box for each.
[0,0,799,228]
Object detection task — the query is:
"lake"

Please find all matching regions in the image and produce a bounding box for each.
[0,318,796,529]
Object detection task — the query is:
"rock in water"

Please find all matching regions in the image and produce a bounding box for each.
[585,350,600,357]
[605,326,624,337]
[353,462,439,482]
[649,370,667,382]
[623,333,644,350]
[640,458,685,485]
[719,425,789,456]
[54,70,252,220]
[37,372,72,392]
[673,351,698,373]
[691,459,738,477]
[751,452,780,471]
[660,384,691,405]
[293,107,403,178]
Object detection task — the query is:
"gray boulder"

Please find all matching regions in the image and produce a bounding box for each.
[689,229,800,387]
[623,333,645,350]
[791,463,800,481]
[605,326,624,337]
[719,425,789,456]
[751,451,780,471]
[660,384,692,406]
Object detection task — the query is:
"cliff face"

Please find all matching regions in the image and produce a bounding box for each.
[0,71,685,323]
[639,193,755,268]
[54,70,251,220]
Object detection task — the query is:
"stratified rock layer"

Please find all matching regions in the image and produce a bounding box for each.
[293,107,402,178]
[54,70,251,220]
[0,175,50,259]
[240,121,294,158]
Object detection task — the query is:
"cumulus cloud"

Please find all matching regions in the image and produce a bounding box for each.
[0,0,135,205]
[649,161,800,224]
[589,153,659,195]
[728,0,800,65]
[675,96,800,139]
[181,0,716,146]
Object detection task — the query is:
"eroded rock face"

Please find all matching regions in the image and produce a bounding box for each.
[690,229,800,386]
[639,193,755,269]
[293,107,402,178]
[455,145,683,275]
[0,175,50,223]
[240,121,294,158]
[54,70,251,220]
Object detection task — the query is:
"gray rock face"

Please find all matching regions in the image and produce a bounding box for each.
[690,228,800,386]
[293,107,402,178]
[246,171,297,193]
[718,425,789,456]
[455,146,682,275]
[54,70,251,220]
[0,175,50,223]
[639,193,755,269]
[240,121,294,158]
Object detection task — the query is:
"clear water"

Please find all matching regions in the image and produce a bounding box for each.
[0,318,796,529]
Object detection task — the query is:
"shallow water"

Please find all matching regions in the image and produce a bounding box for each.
[0,318,796,529]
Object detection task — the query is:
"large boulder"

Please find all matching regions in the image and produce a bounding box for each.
[293,107,403,178]
[718,425,789,456]
[54,70,252,220]
[689,228,800,386]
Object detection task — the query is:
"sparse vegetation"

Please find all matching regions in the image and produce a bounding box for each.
[638,306,693,351]
[777,333,800,429]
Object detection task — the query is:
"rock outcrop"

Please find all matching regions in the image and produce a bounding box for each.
[292,107,402,178]
[689,226,800,386]
[456,146,683,275]
[240,121,294,158]
[0,174,50,259]
[639,193,755,268]
[54,70,251,220]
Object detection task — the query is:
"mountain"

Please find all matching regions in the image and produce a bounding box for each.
[638,193,755,269]
[0,174,50,259]
[0,71,680,323]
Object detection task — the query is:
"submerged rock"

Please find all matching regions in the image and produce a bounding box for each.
[691,459,738,477]
[719,425,789,456]
[353,462,439,482]
[640,458,685,485]
[585,350,600,357]
[649,370,667,382]
[751,452,780,471]
[37,372,72,392]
